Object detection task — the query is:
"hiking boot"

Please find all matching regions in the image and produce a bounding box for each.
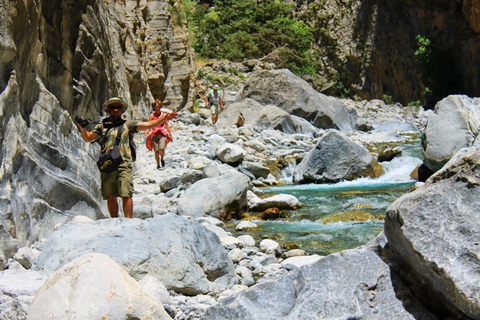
[161,159,165,167]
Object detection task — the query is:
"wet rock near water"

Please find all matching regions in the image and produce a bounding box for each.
[293,129,383,183]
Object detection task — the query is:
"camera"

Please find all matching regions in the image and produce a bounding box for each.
[75,116,90,128]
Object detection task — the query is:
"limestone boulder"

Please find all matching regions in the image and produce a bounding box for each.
[177,171,250,220]
[138,274,172,305]
[421,95,480,172]
[28,253,171,320]
[248,193,301,212]
[385,146,480,319]
[33,214,237,295]
[12,247,41,270]
[0,227,20,271]
[216,143,246,164]
[217,98,318,136]
[251,105,318,136]
[241,161,270,179]
[241,69,356,131]
[293,130,383,183]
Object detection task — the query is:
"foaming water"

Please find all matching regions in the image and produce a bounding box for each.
[274,154,422,192]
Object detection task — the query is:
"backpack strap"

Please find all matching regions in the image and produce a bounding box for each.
[114,125,124,146]
[102,124,124,151]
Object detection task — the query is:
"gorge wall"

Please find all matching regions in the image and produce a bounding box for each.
[0,0,194,252]
[297,0,480,107]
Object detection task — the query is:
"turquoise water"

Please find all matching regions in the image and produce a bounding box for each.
[228,136,423,256]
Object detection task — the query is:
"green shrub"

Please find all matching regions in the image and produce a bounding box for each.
[190,0,315,76]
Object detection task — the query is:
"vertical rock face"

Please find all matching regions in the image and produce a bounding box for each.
[0,0,194,247]
[124,0,194,112]
[296,0,480,105]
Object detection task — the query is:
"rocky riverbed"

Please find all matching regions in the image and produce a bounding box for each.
[2,68,480,319]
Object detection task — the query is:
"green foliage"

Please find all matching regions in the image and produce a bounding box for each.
[408,100,422,107]
[190,0,315,75]
[333,73,351,98]
[228,67,240,76]
[414,35,431,62]
[382,94,394,105]
[196,68,207,79]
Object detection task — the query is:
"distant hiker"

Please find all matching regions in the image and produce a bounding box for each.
[76,97,177,218]
[144,99,173,169]
[205,84,224,124]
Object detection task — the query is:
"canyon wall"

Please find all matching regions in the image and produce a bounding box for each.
[297,0,480,106]
[0,0,194,251]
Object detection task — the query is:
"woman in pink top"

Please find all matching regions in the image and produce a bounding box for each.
[145,99,173,168]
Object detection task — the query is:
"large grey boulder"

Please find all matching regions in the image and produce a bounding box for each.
[217,98,318,136]
[241,161,270,179]
[385,146,480,319]
[421,95,480,172]
[201,249,416,319]
[293,130,383,183]
[241,69,356,130]
[177,171,251,220]
[28,253,171,320]
[33,214,237,295]
[251,105,319,137]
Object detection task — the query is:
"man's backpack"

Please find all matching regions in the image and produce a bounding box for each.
[129,133,137,162]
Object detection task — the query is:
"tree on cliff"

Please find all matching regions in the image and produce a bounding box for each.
[189,0,315,75]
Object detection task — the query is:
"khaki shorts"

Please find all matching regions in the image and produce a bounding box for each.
[100,167,134,199]
[210,104,221,115]
[152,134,167,151]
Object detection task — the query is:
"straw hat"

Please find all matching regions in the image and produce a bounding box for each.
[103,97,128,113]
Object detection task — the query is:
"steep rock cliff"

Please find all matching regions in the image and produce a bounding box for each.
[0,0,194,251]
[297,0,480,106]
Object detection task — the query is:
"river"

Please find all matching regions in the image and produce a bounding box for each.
[227,135,423,256]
